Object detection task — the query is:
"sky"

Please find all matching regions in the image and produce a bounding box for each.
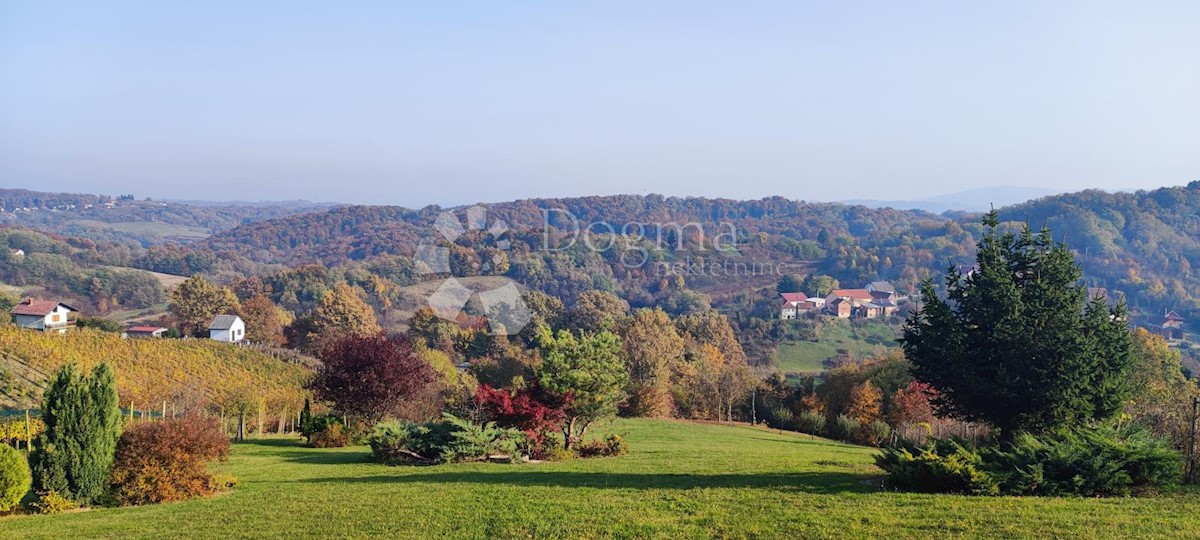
[1,1,1198,207]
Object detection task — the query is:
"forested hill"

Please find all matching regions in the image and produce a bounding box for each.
[202,184,1200,317]
[0,188,334,246]
[999,181,1200,313]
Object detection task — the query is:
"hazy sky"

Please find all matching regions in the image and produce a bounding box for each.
[2,1,1198,207]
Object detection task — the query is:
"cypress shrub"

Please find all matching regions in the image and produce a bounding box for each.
[29,363,122,506]
[0,444,32,512]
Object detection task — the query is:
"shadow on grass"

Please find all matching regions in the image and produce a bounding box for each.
[296,470,875,494]
[235,438,371,465]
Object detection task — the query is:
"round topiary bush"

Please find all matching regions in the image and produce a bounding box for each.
[0,444,32,513]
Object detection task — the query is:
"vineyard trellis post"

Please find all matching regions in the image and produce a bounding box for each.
[1187,396,1199,483]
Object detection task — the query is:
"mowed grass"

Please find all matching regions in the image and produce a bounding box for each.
[3,419,1199,539]
[776,320,898,376]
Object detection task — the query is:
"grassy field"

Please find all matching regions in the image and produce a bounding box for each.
[776,319,899,376]
[3,419,1198,539]
[65,219,211,241]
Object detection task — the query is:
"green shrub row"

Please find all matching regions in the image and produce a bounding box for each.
[876,425,1182,497]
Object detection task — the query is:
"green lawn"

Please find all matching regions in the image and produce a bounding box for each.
[3,419,1198,539]
[776,320,899,376]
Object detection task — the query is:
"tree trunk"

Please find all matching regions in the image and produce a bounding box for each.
[563,417,577,450]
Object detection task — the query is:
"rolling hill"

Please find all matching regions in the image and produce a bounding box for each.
[0,326,311,413]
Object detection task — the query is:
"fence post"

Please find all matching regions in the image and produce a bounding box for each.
[1187,396,1199,483]
[25,409,32,451]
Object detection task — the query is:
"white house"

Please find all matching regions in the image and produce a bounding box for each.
[10,299,78,333]
[208,314,245,343]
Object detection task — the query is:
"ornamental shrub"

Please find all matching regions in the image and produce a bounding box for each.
[575,434,629,458]
[109,417,232,506]
[30,489,77,514]
[833,414,860,442]
[875,438,999,495]
[878,425,1182,497]
[367,414,524,464]
[0,444,31,512]
[795,411,826,436]
[982,425,1181,497]
[30,363,122,506]
[308,421,350,448]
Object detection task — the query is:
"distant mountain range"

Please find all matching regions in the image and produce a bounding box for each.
[842,186,1067,214]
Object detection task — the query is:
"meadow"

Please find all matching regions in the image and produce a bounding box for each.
[3,419,1197,539]
[775,320,899,376]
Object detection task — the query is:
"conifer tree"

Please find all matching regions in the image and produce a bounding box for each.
[902,211,1133,440]
[30,363,122,505]
[299,397,313,439]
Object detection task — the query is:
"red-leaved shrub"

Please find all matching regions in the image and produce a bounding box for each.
[109,417,232,505]
[475,382,569,458]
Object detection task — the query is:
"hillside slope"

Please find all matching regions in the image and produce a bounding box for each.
[0,326,311,412]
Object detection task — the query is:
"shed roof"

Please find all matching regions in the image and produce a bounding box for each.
[208,314,242,330]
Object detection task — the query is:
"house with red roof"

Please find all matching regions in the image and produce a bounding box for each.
[10,298,78,333]
[123,325,168,338]
[1159,310,1186,342]
[779,292,808,320]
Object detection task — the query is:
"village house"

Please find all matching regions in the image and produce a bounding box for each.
[1158,310,1186,342]
[208,314,246,343]
[123,325,168,339]
[779,292,808,320]
[828,297,853,319]
[824,289,873,315]
[780,281,904,321]
[857,302,885,319]
[10,298,78,333]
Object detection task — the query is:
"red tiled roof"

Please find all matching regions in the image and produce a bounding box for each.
[829,289,872,301]
[1165,311,1184,322]
[780,292,808,303]
[127,325,166,333]
[10,299,76,317]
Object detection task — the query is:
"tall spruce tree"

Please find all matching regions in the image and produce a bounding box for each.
[902,211,1133,440]
[30,363,122,505]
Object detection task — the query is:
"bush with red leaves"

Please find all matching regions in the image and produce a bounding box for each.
[109,417,232,506]
[475,382,570,458]
[311,333,436,423]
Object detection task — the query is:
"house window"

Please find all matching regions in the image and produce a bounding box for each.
[51,314,61,323]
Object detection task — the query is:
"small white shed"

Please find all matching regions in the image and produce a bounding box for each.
[208,314,246,343]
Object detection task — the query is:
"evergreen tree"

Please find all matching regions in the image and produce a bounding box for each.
[30,363,122,505]
[902,211,1133,440]
[299,398,313,440]
[535,327,628,449]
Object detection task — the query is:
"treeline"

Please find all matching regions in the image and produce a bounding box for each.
[2,189,332,246]
[0,188,109,210]
[0,228,165,313]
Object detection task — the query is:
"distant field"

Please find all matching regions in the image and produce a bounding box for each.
[775,319,899,376]
[65,219,211,241]
[386,276,523,330]
[102,266,188,288]
[3,418,1198,539]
